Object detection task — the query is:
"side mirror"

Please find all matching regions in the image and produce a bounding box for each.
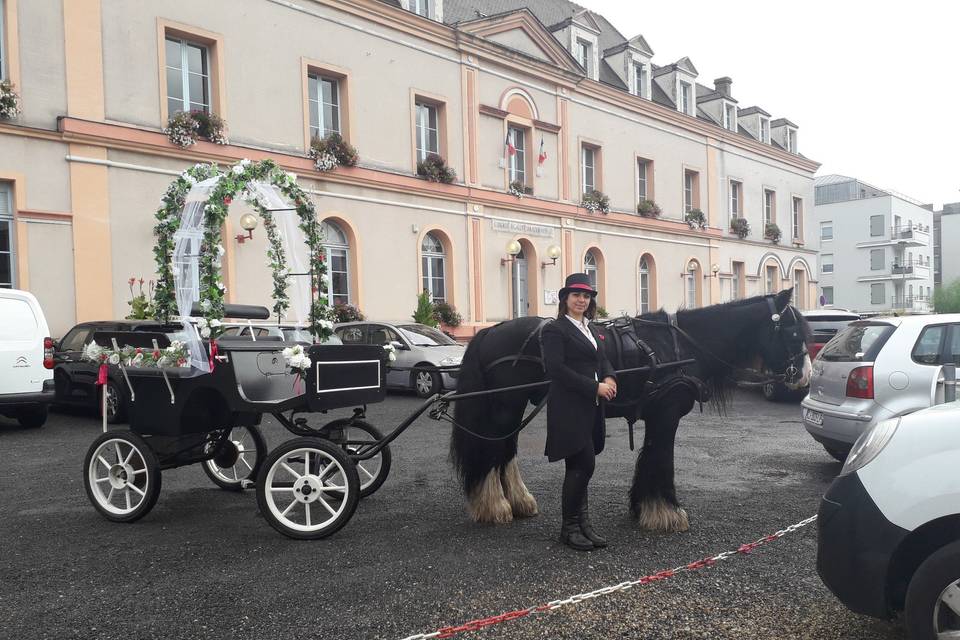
[390,340,407,351]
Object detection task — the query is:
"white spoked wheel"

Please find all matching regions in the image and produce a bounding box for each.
[256,437,359,540]
[323,419,391,498]
[83,431,161,523]
[202,426,267,491]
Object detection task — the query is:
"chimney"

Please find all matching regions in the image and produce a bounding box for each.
[714,76,732,98]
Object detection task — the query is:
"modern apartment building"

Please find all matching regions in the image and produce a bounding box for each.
[0,0,819,336]
[935,202,960,289]
[813,175,934,314]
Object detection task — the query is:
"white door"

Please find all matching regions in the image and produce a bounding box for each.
[513,251,528,318]
[0,294,45,394]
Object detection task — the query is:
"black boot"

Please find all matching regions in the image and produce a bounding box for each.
[559,515,594,551]
[579,497,607,548]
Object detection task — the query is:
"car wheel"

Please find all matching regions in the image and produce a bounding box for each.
[823,445,849,463]
[17,404,47,428]
[101,381,128,424]
[904,540,960,640]
[413,368,441,398]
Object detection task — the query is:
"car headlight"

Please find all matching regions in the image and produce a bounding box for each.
[840,417,900,476]
[439,357,462,366]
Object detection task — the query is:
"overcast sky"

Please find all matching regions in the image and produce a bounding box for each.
[577,0,959,208]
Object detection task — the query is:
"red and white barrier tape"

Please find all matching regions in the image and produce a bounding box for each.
[400,514,818,640]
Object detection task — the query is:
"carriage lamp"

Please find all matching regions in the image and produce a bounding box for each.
[500,239,522,266]
[541,245,562,268]
[235,213,258,244]
[711,264,720,277]
[686,260,698,275]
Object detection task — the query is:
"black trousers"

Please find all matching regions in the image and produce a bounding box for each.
[561,444,595,519]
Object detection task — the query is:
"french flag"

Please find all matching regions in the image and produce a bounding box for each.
[504,132,516,157]
[538,137,547,165]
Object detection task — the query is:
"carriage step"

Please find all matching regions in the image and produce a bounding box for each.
[241,479,255,489]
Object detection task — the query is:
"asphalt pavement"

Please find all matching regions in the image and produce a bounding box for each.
[0,390,905,640]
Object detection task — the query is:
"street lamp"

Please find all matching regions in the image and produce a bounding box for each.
[235,213,258,244]
[501,239,522,266]
[541,244,562,268]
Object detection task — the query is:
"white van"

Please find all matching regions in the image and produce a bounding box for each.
[817,398,960,639]
[0,289,55,427]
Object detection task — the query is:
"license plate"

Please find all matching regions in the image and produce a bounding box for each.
[804,408,824,426]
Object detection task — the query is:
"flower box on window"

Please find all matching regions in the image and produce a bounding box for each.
[164,110,228,147]
[417,153,457,184]
[581,190,610,214]
[730,217,751,239]
[764,222,782,244]
[637,199,662,218]
[508,180,532,199]
[684,208,707,230]
[0,81,22,120]
[309,133,359,172]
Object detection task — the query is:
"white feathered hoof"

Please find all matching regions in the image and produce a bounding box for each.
[501,459,539,518]
[467,468,514,524]
[634,498,689,533]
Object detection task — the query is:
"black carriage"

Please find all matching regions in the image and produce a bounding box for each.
[81,306,398,540]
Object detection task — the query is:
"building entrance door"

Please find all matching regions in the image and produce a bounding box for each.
[513,248,528,318]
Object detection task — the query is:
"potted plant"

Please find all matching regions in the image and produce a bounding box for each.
[309,132,359,172]
[581,190,610,214]
[333,303,365,323]
[0,80,22,120]
[730,217,751,239]
[191,110,228,144]
[637,199,662,218]
[432,301,462,330]
[508,180,526,199]
[125,277,156,320]
[685,208,707,230]
[596,306,610,319]
[164,110,228,147]
[417,153,457,184]
[412,290,439,327]
[764,222,782,244]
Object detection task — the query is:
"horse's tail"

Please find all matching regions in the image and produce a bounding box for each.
[449,325,494,497]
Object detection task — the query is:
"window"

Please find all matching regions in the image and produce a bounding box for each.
[508,126,526,186]
[686,271,698,308]
[321,220,350,306]
[820,221,833,241]
[0,184,12,288]
[912,325,946,365]
[871,283,885,305]
[729,180,742,218]
[633,63,647,98]
[792,197,802,239]
[763,189,775,225]
[765,265,777,294]
[679,81,692,115]
[724,104,737,131]
[413,0,430,17]
[786,129,796,153]
[947,325,960,366]
[415,101,439,162]
[581,146,596,195]
[869,215,884,237]
[638,258,650,313]
[870,248,884,271]
[421,232,446,303]
[637,159,650,201]
[309,73,341,139]
[731,261,744,301]
[821,254,833,274]
[684,170,699,213]
[576,39,592,76]
[822,287,834,305]
[759,117,770,143]
[584,251,598,290]
[59,327,92,353]
[165,37,210,115]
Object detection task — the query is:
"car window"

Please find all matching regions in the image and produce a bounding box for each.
[945,325,960,367]
[337,326,367,345]
[820,323,895,362]
[912,325,947,366]
[369,325,400,346]
[60,327,92,352]
[397,324,456,346]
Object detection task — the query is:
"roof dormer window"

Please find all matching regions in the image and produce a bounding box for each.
[786,128,797,153]
[760,117,770,143]
[633,62,648,99]
[413,0,429,17]
[724,103,737,131]
[576,39,593,77]
[678,81,693,116]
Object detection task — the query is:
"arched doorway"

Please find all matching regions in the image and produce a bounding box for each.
[684,259,702,308]
[512,245,528,317]
[421,231,447,303]
[321,219,350,307]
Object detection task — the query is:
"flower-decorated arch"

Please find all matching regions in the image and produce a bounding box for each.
[152,158,334,341]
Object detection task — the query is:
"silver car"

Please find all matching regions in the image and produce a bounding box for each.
[334,322,463,397]
[801,314,960,461]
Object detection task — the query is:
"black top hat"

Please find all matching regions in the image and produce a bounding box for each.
[559,272,598,299]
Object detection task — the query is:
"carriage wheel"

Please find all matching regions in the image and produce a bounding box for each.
[256,437,359,540]
[83,431,161,523]
[322,419,391,498]
[202,426,267,491]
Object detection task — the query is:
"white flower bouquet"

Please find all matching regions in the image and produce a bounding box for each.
[282,344,312,375]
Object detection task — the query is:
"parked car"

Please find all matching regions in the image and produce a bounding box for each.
[817,399,960,639]
[335,322,462,397]
[762,308,861,401]
[52,320,188,423]
[802,314,960,461]
[219,323,343,345]
[0,289,55,428]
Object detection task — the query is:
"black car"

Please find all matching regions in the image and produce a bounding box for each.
[52,320,187,423]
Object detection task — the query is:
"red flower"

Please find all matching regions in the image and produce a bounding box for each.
[135,348,143,355]
[153,350,161,359]
[223,196,232,205]
[598,334,605,341]
[128,277,136,286]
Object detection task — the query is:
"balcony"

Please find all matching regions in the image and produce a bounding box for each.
[858,259,931,282]
[891,295,933,314]
[855,224,930,249]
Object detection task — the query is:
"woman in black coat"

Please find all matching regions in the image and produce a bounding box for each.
[542,272,617,551]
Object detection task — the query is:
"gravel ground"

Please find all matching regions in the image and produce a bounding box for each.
[0,390,905,640]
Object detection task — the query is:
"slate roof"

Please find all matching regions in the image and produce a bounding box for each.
[771,117,798,128]
[738,106,771,117]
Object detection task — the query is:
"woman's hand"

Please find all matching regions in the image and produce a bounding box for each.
[597,382,616,401]
[603,376,617,394]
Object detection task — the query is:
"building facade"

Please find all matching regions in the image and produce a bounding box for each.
[813,175,934,314]
[0,0,819,336]
[933,202,960,290]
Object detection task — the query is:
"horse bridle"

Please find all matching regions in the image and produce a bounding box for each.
[764,298,807,386]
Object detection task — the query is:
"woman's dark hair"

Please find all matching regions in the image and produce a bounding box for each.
[557,292,597,320]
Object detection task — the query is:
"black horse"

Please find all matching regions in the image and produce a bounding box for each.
[449,288,811,531]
